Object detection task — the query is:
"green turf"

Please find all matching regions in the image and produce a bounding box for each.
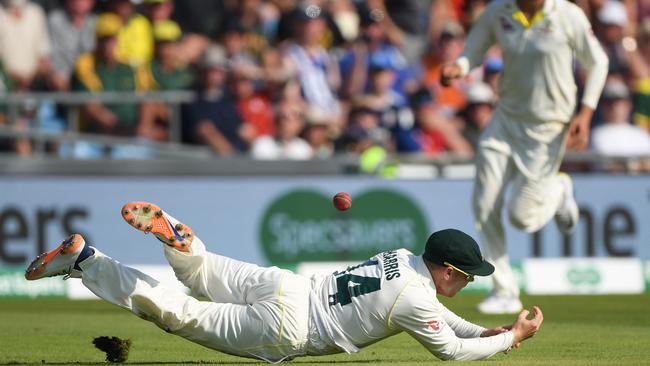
[1,294,649,365]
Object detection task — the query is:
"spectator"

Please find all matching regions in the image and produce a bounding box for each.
[633,19,650,131]
[340,106,391,154]
[365,0,432,65]
[0,0,51,90]
[229,69,275,146]
[276,0,344,48]
[303,106,335,158]
[340,5,415,100]
[48,0,97,91]
[596,0,634,77]
[251,102,312,160]
[222,19,263,80]
[458,82,495,150]
[354,61,414,136]
[423,21,468,117]
[106,0,153,66]
[0,63,16,152]
[591,78,650,172]
[142,0,174,23]
[394,88,472,157]
[283,4,341,119]
[183,45,247,155]
[73,13,149,137]
[138,20,193,141]
[221,1,270,57]
[140,20,193,91]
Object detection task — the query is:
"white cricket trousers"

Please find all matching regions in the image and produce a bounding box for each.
[473,109,567,298]
[78,236,311,363]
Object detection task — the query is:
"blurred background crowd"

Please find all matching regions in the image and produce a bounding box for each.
[0,0,648,171]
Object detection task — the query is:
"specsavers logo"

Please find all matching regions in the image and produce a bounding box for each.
[259,189,429,265]
[566,266,602,288]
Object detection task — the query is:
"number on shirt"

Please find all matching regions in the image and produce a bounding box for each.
[329,260,381,306]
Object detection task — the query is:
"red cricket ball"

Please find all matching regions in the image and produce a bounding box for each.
[333,192,352,211]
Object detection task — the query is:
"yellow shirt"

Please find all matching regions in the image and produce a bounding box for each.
[115,14,153,67]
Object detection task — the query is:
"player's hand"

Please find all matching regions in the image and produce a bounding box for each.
[480,326,511,337]
[440,64,462,87]
[510,306,543,345]
[567,108,593,150]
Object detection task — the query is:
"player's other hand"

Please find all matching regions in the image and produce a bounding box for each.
[440,64,462,87]
[567,107,593,150]
[510,306,543,345]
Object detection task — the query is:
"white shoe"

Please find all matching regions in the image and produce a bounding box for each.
[555,173,579,235]
[477,294,523,314]
[25,234,86,280]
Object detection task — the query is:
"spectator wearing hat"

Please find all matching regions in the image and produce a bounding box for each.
[251,102,312,160]
[591,77,650,172]
[0,0,51,90]
[303,106,335,159]
[283,4,341,120]
[105,0,153,67]
[183,45,247,156]
[73,13,150,139]
[339,5,416,101]
[136,20,193,141]
[139,20,193,91]
[457,82,495,150]
[596,0,636,76]
[47,0,97,91]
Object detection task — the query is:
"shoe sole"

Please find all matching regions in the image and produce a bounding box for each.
[25,234,84,280]
[121,201,193,252]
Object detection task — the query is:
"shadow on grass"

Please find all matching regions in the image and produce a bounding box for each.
[0,360,381,365]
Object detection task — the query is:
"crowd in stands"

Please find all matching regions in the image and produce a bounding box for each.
[0,0,648,171]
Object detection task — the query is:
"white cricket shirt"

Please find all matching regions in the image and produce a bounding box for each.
[308,249,514,361]
[456,0,608,122]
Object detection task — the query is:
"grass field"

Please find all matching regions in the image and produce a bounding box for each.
[1,294,649,366]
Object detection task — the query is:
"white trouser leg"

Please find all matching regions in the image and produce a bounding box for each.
[79,249,310,363]
[161,235,268,304]
[473,147,519,298]
[508,174,564,232]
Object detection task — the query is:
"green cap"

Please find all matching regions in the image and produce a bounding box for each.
[422,229,494,276]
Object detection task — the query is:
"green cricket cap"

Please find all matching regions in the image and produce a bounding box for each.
[422,229,494,276]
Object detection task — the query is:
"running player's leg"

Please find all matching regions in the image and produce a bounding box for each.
[507,174,564,232]
[472,146,520,302]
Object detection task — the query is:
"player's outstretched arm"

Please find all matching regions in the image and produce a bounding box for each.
[510,306,544,346]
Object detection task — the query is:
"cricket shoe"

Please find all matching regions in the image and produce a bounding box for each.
[554,173,579,235]
[477,294,523,315]
[121,201,193,252]
[25,234,91,280]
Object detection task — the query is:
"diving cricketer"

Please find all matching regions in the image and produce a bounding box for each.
[441,0,609,314]
[25,201,543,362]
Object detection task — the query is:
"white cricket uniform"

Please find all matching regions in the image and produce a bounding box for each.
[78,239,514,363]
[453,0,608,297]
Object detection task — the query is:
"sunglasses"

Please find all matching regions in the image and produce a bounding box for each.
[444,262,475,282]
